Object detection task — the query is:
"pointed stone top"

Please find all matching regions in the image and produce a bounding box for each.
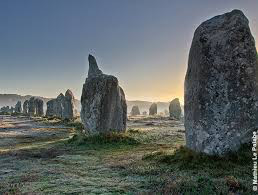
[65,89,74,99]
[88,54,103,78]
[57,93,65,99]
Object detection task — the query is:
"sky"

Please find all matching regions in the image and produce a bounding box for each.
[0,0,257,103]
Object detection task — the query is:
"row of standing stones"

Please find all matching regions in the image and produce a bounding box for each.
[130,99,182,120]
[46,89,75,120]
[1,10,256,156]
[81,9,258,156]
[5,89,76,119]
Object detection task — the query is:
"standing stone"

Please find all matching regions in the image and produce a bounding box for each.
[81,54,127,134]
[23,100,29,114]
[28,97,44,116]
[35,98,44,116]
[63,89,75,119]
[14,101,22,113]
[46,90,75,119]
[149,103,157,115]
[169,98,182,120]
[185,10,258,155]
[28,97,36,115]
[0,106,12,114]
[130,105,140,116]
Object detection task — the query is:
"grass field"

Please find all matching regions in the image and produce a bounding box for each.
[0,115,254,194]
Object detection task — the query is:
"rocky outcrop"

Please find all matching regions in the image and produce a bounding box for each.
[130,105,140,116]
[80,54,127,134]
[46,90,75,119]
[23,100,29,114]
[28,97,44,116]
[184,10,258,155]
[149,103,157,115]
[169,98,182,120]
[14,101,22,113]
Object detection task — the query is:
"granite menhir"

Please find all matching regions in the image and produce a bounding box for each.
[185,10,258,155]
[80,54,127,135]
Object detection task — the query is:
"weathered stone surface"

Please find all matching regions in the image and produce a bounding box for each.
[28,97,44,116]
[14,101,22,113]
[88,54,103,78]
[28,97,36,115]
[46,90,75,119]
[23,100,29,114]
[35,98,44,116]
[169,98,182,120]
[63,89,75,119]
[185,10,258,155]
[149,103,157,115]
[130,105,140,116]
[81,54,127,134]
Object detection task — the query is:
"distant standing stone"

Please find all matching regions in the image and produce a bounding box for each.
[81,54,127,134]
[149,103,157,115]
[184,10,258,155]
[28,97,36,115]
[14,101,22,113]
[63,89,76,119]
[23,100,29,114]
[46,89,75,119]
[35,98,44,116]
[28,97,44,116]
[130,105,140,116]
[169,98,181,120]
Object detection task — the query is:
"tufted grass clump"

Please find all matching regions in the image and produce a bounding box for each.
[143,144,252,169]
[68,131,139,148]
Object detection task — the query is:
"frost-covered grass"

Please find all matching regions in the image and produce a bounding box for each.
[0,115,254,194]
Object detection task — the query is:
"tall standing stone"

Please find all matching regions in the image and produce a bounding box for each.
[23,100,29,114]
[14,101,22,113]
[130,105,140,116]
[169,98,182,120]
[81,54,127,134]
[149,103,157,115]
[185,10,258,155]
